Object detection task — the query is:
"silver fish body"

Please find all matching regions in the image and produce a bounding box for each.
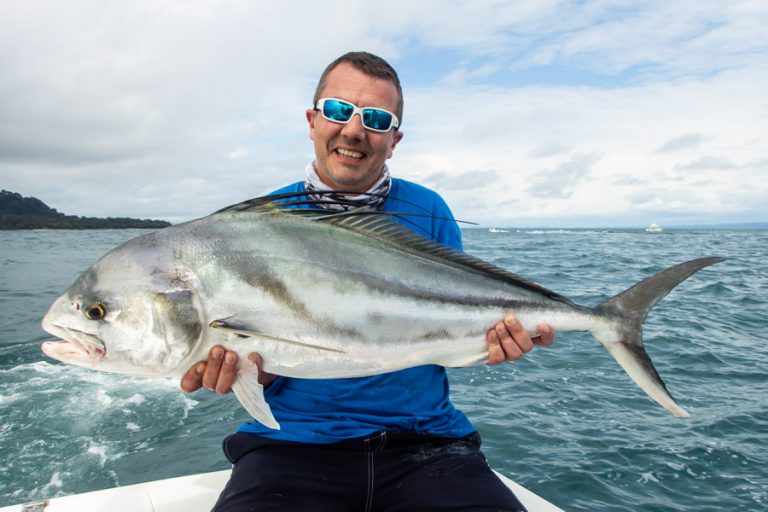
[41,199,724,429]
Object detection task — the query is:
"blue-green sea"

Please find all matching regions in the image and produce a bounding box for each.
[0,227,766,510]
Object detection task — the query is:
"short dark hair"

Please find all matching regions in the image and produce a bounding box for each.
[313,51,404,126]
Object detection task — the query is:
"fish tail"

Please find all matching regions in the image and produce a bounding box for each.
[594,257,725,417]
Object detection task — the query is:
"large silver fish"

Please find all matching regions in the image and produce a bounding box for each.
[41,193,723,429]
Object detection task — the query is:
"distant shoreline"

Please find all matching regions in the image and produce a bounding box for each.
[0,226,167,231]
[0,190,171,230]
[0,220,171,230]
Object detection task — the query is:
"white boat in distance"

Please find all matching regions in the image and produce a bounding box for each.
[645,222,663,233]
[0,469,564,512]
[489,227,509,233]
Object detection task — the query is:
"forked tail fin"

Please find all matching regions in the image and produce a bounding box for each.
[595,257,725,417]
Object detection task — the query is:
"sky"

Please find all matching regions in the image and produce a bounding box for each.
[1,0,766,227]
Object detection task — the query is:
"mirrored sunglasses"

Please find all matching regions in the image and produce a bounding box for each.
[315,98,400,132]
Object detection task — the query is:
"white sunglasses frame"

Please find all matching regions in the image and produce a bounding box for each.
[315,98,400,132]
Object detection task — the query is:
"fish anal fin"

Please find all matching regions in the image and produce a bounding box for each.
[231,364,280,430]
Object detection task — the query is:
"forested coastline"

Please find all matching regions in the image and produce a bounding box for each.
[0,190,171,229]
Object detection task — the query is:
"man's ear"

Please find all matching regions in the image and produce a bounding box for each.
[306,109,317,141]
[387,130,404,159]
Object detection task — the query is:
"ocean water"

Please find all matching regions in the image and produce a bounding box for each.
[0,227,766,510]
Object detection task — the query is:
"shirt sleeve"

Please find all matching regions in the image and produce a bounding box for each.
[431,197,463,251]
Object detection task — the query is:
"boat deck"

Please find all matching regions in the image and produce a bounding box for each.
[1,469,563,511]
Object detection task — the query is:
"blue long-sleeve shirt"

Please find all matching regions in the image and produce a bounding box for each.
[236,178,475,443]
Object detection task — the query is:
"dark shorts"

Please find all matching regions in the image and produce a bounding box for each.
[213,430,527,512]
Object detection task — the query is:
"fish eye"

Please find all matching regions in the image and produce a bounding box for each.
[84,302,107,320]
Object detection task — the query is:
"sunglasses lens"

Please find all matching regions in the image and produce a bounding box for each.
[362,109,393,131]
[322,99,354,122]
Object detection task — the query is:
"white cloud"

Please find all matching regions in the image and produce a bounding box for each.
[422,170,501,191]
[676,156,740,171]
[527,153,602,199]
[226,148,249,160]
[397,64,767,225]
[657,134,706,153]
[0,0,765,227]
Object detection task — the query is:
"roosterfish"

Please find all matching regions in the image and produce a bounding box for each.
[42,191,724,429]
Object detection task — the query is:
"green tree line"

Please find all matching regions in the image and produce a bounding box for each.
[0,190,171,230]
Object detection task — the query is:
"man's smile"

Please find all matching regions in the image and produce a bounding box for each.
[335,147,366,160]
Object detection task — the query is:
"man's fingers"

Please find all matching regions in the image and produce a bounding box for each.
[534,324,555,346]
[215,351,239,394]
[179,362,206,393]
[486,328,505,365]
[493,322,521,361]
[485,316,556,364]
[247,353,278,387]
[502,315,533,354]
[179,347,240,395]
[247,352,263,367]
[202,346,228,391]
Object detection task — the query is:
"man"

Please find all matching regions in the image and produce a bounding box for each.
[181,52,554,511]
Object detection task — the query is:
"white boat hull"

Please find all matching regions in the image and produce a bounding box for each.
[1,469,563,511]
[645,222,663,233]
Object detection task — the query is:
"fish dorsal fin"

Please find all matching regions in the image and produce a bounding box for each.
[213,190,393,215]
[320,213,574,305]
[213,191,571,304]
[212,191,476,238]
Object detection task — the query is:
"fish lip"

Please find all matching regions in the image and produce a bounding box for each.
[42,321,107,360]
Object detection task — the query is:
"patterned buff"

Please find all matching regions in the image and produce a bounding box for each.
[304,162,391,211]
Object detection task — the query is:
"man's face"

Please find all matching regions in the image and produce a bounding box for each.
[307,62,404,193]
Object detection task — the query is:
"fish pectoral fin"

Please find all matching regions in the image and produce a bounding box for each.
[209,318,258,338]
[209,318,346,354]
[231,365,280,430]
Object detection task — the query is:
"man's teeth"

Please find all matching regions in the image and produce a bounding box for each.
[337,148,364,159]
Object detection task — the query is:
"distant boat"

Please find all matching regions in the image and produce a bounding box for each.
[645,222,663,233]
[489,227,509,233]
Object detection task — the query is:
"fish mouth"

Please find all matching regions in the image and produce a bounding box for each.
[41,320,106,362]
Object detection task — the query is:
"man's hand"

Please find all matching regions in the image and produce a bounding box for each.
[179,346,277,394]
[486,314,554,364]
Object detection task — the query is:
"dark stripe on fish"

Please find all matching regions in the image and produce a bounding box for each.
[241,264,362,340]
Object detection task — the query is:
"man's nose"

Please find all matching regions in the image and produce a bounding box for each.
[340,113,366,139]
